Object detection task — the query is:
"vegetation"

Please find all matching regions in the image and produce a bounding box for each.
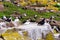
[46,32,54,40]
[0,1,60,22]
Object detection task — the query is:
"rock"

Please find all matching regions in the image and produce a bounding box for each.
[11,11,22,18]
[0,2,4,11]
[0,0,2,1]
[5,0,11,2]
[6,22,15,27]
[50,21,60,27]
[0,38,3,40]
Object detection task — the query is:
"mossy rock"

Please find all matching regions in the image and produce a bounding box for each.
[46,32,54,40]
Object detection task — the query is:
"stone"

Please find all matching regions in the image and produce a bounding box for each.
[5,0,11,2]
[0,0,2,1]
[0,2,4,11]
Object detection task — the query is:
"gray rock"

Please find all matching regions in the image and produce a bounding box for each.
[0,4,4,11]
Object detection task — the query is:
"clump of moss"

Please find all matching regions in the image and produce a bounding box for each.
[46,32,54,40]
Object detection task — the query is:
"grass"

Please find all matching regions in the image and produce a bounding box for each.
[0,1,60,22]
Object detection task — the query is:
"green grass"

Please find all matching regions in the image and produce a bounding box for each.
[0,1,60,22]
